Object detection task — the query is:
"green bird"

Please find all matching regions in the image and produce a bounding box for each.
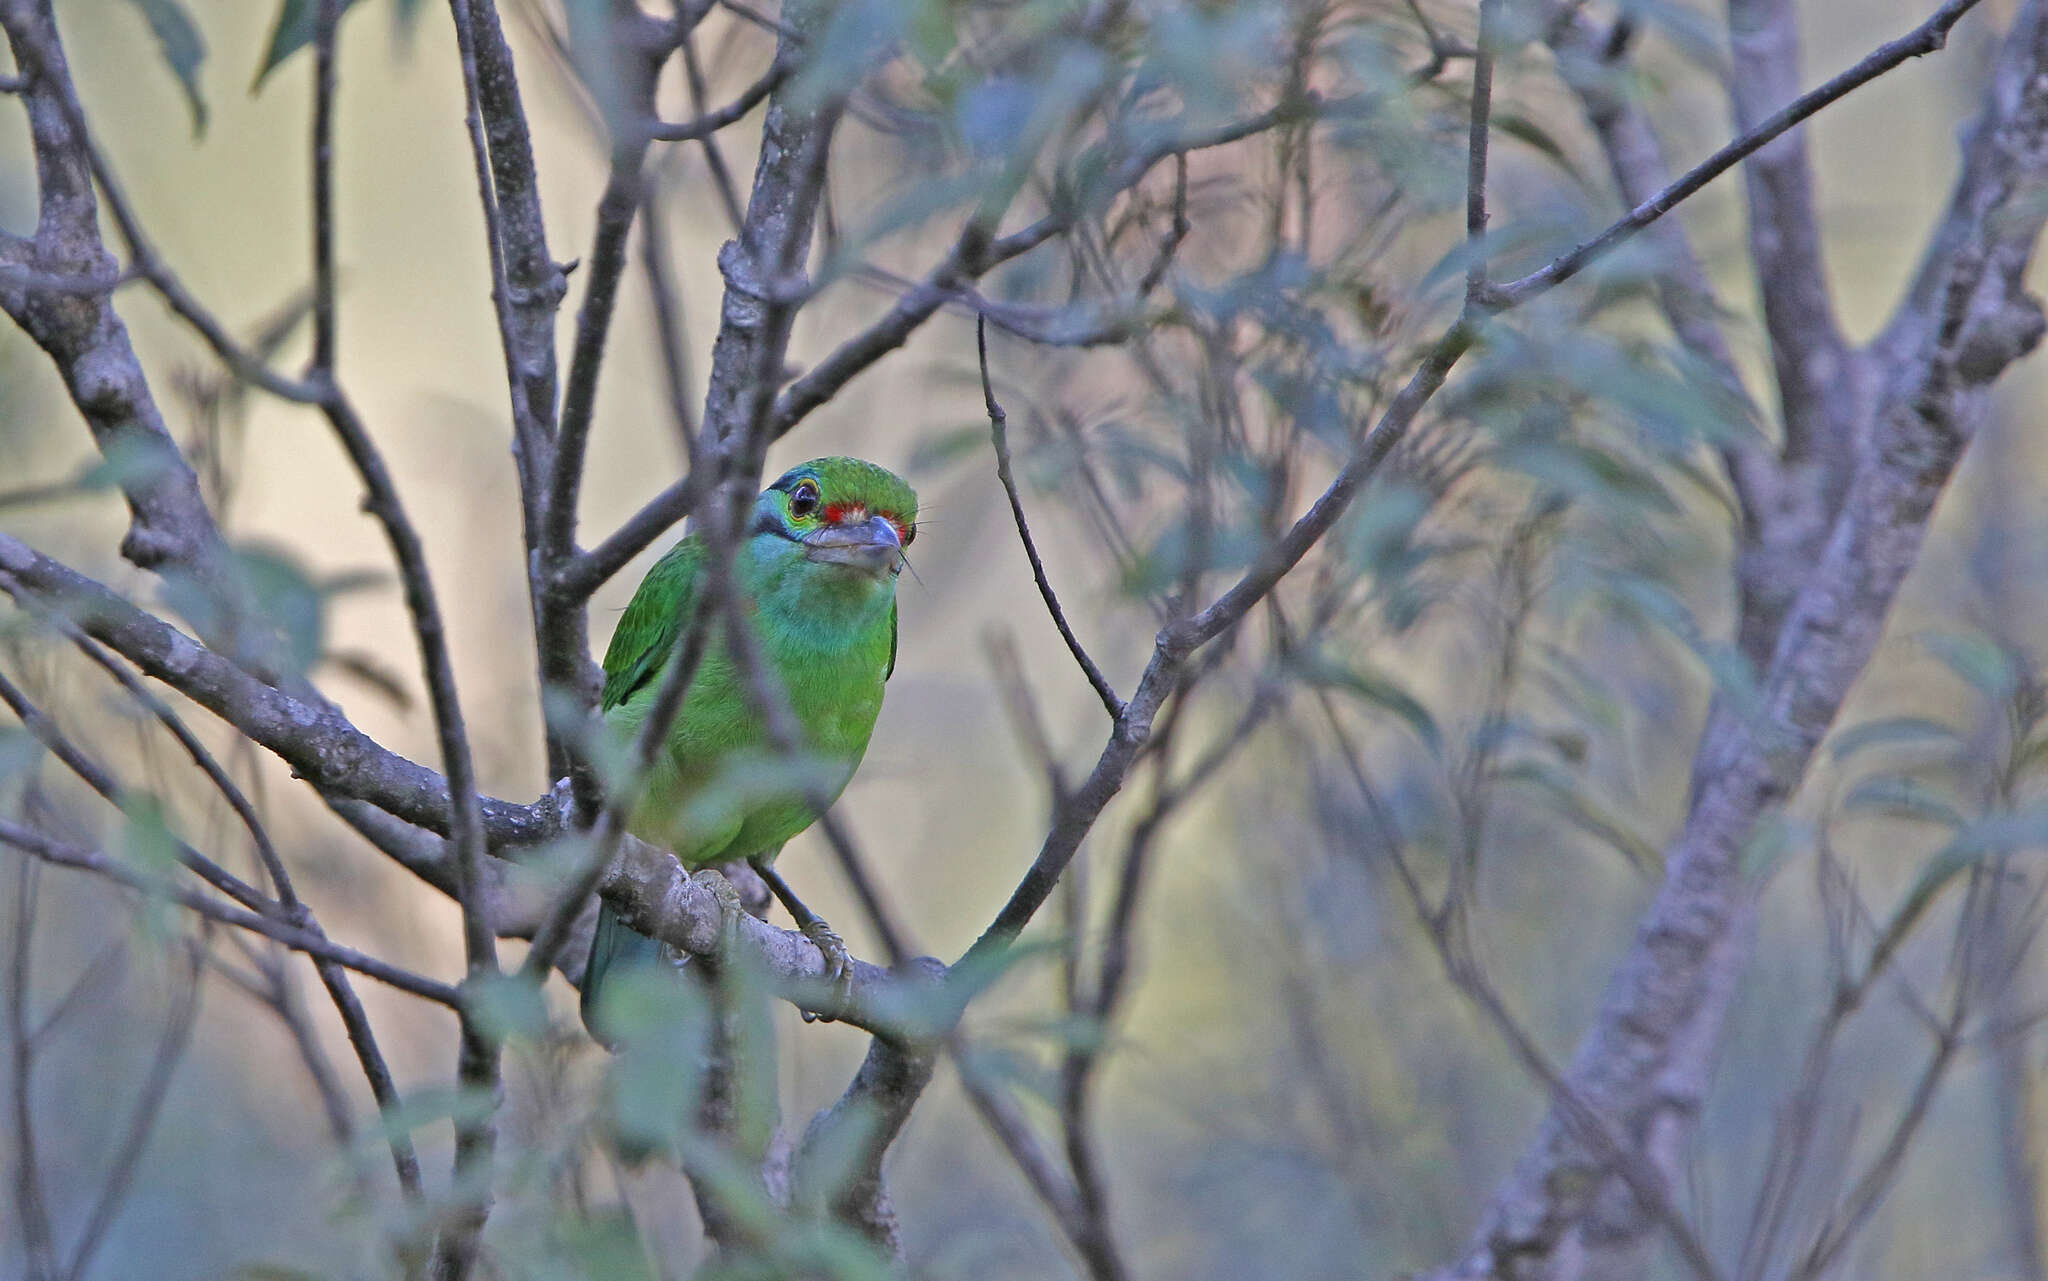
[581,457,917,1035]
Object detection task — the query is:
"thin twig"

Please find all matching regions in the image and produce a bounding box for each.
[1465,0,1501,302]
[556,477,700,599]
[648,55,786,140]
[639,182,700,449]
[979,317,1123,720]
[678,32,748,232]
[7,856,57,1281]
[0,664,273,913]
[0,818,463,1005]
[1490,0,1989,307]
[40,621,427,1204]
[306,11,500,1269]
[62,939,204,1281]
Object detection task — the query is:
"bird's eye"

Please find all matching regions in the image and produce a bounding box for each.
[789,480,821,518]
[901,521,917,547]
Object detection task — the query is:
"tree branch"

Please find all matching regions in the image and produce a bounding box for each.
[979,318,1123,719]
[1434,3,2048,1273]
[1728,0,1858,489]
[0,819,464,1007]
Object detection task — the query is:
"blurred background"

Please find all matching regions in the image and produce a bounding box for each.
[4,0,2048,1278]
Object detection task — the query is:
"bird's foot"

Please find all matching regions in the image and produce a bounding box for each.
[800,918,852,1024]
[691,868,746,961]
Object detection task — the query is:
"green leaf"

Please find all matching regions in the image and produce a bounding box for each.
[123,0,208,135]
[1492,758,1661,876]
[1740,813,1802,888]
[1492,111,1582,184]
[466,971,549,1042]
[392,0,426,45]
[1830,716,1960,764]
[2013,734,2048,781]
[254,0,360,90]
[791,1099,883,1212]
[160,540,367,680]
[907,424,988,474]
[1295,654,1441,754]
[0,726,46,784]
[1499,438,1679,515]
[1841,774,1966,830]
[254,0,308,89]
[235,543,327,673]
[1921,629,2021,698]
[118,794,183,878]
[549,1215,656,1281]
[1862,805,2048,981]
[117,794,183,945]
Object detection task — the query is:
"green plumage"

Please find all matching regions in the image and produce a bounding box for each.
[581,458,917,1036]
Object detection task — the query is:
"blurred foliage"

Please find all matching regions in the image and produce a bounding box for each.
[6,0,2048,1278]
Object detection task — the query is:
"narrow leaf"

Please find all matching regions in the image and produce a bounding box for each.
[1830,716,1960,764]
[1841,774,1966,830]
[123,0,208,135]
[254,0,361,89]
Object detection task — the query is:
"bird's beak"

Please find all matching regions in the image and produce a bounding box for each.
[803,514,903,576]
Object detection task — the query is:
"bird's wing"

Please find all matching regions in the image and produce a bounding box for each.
[886,597,898,680]
[601,534,707,713]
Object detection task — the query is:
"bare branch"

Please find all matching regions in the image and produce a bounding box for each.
[1540,0,1781,663]
[677,32,748,232]
[446,0,566,451]
[62,940,203,1281]
[6,858,58,1281]
[979,318,1123,720]
[52,625,427,1206]
[648,54,786,141]
[1728,0,1858,490]
[1493,0,1989,308]
[0,0,266,650]
[791,958,946,1256]
[0,533,551,844]
[0,819,464,1007]
[555,476,698,599]
[1465,0,1502,300]
[0,663,273,913]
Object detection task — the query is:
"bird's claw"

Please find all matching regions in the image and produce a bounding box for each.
[800,919,852,1024]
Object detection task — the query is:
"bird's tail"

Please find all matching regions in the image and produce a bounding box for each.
[580,899,689,1047]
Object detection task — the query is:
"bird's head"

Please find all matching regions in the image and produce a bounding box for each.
[751,457,918,581]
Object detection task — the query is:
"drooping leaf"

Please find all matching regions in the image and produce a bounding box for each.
[1830,716,1961,764]
[1921,629,2022,698]
[233,543,328,674]
[0,726,45,787]
[1499,438,1681,516]
[1600,571,1761,713]
[1492,111,1584,185]
[253,0,310,88]
[1861,805,2048,981]
[391,0,427,48]
[1492,757,1662,875]
[253,0,360,90]
[907,424,989,474]
[1841,774,1966,830]
[465,971,550,1043]
[1308,657,1441,755]
[122,0,208,135]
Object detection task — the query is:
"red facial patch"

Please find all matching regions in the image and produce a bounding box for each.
[821,501,912,543]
